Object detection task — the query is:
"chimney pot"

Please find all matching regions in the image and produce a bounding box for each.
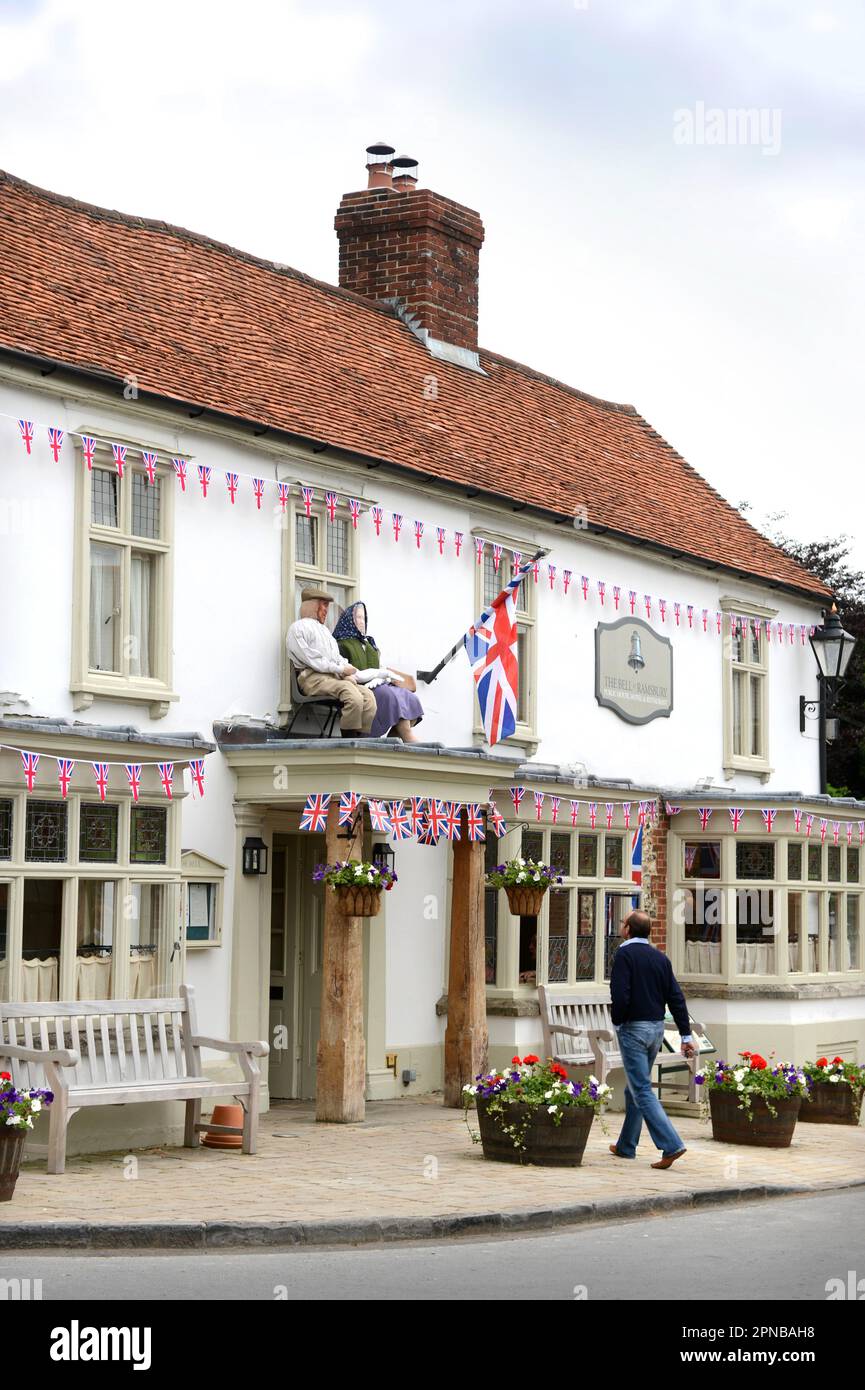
[365,140,395,190]
[391,155,419,191]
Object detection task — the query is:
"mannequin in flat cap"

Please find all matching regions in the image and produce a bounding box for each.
[332,601,423,742]
[286,586,376,736]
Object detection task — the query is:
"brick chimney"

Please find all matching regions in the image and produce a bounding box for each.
[335,145,486,372]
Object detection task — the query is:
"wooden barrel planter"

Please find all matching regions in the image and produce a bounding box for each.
[475,1094,595,1166]
[333,885,383,918]
[709,1089,801,1147]
[505,885,545,917]
[0,1130,27,1202]
[799,1081,863,1126]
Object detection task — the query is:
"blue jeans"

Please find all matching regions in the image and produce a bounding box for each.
[614,1021,685,1158]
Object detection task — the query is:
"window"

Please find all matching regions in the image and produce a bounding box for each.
[279,494,358,718]
[0,800,12,860]
[79,803,119,863]
[72,441,176,718]
[475,544,537,739]
[182,850,226,948]
[131,806,167,864]
[721,600,772,777]
[25,800,68,863]
[483,837,500,985]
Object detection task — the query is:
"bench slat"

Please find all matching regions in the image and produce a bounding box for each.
[114,1014,127,1083]
[128,1012,143,1082]
[142,1013,156,1079]
[156,1012,170,1080]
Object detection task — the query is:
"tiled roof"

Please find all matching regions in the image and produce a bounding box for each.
[0,170,828,599]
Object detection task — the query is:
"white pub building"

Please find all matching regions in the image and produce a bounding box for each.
[0,148,862,1152]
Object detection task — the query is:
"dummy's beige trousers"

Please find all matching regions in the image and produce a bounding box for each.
[298,671,376,733]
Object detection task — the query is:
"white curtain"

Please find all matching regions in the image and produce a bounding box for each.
[21,957,58,1003]
[76,956,112,1000]
[89,545,119,671]
[129,554,152,678]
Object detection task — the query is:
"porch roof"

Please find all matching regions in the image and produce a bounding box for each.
[0,716,215,755]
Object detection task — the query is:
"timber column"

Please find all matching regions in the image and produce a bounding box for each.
[444,808,488,1105]
[316,799,366,1122]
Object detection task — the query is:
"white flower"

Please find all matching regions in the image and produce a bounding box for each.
[544,1090,554,1099]
[598,1083,611,1095]
[737,1083,744,1091]
[733,1069,745,1082]
[517,857,525,866]
[532,873,541,882]
[587,1076,600,1086]
[367,872,375,883]
[29,1099,41,1114]
[354,864,364,877]
[547,1105,558,1114]
[829,1074,840,1083]
[517,872,526,882]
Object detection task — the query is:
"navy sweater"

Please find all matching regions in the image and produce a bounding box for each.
[609,941,690,1037]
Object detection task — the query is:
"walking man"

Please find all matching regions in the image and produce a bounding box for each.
[609,909,696,1169]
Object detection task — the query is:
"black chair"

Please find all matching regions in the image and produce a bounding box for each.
[283,664,341,738]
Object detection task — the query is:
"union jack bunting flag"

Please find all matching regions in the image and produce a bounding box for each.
[581,575,589,600]
[142,450,158,484]
[475,537,485,566]
[48,427,64,462]
[157,762,175,800]
[674,602,681,626]
[659,599,667,623]
[665,803,681,816]
[413,520,424,549]
[638,801,647,827]
[533,791,545,820]
[325,491,338,522]
[408,797,427,836]
[487,802,507,838]
[125,763,142,802]
[511,550,521,573]
[730,613,738,637]
[793,808,804,833]
[847,822,854,845]
[466,804,485,841]
[198,464,211,497]
[465,569,525,747]
[349,498,362,529]
[389,801,413,841]
[588,802,598,829]
[534,562,543,586]
[371,505,383,536]
[765,619,772,642]
[300,793,331,832]
[443,802,462,841]
[278,482,291,513]
[644,595,652,619]
[173,457,188,491]
[435,526,446,555]
[338,791,361,827]
[112,443,127,478]
[832,821,840,845]
[417,818,439,847]
[729,807,744,831]
[604,803,615,830]
[225,472,238,504]
[18,419,34,454]
[20,750,39,791]
[548,564,556,590]
[776,621,783,643]
[598,580,606,606]
[549,796,560,824]
[800,625,807,645]
[805,813,815,838]
[698,807,713,830]
[701,609,708,632]
[613,585,621,609]
[570,799,580,826]
[628,590,637,615]
[367,799,391,834]
[391,513,403,542]
[57,757,74,799]
[92,762,110,802]
[189,760,206,798]
[426,799,447,839]
[301,486,314,517]
[492,544,503,573]
[859,821,864,845]
[252,478,266,510]
[762,808,777,834]
[563,570,572,594]
[819,817,828,843]
[510,785,525,815]
[81,435,96,470]
[687,604,694,628]
[454,531,463,556]
[788,624,795,644]
[715,611,722,634]
[622,802,632,829]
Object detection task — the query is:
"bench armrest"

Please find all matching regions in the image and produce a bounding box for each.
[586,1028,615,1043]
[0,1044,79,1068]
[547,1024,588,1039]
[189,1035,269,1058]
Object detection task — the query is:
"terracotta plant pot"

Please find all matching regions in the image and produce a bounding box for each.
[798,1080,863,1126]
[0,1129,27,1202]
[201,1103,244,1149]
[475,1093,595,1166]
[334,885,383,917]
[708,1088,801,1148]
[505,885,545,917]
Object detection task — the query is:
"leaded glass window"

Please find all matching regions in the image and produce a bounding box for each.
[130,806,167,864]
[131,474,161,539]
[326,518,350,575]
[577,835,597,878]
[828,845,842,883]
[848,847,860,884]
[736,841,775,880]
[521,828,543,862]
[24,800,68,863]
[787,842,802,880]
[604,835,624,879]
[547,889,569,983]
[0,799,12,860]
[79,803,119,862]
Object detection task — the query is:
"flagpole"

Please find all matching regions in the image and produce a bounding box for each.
[417,547,549,685]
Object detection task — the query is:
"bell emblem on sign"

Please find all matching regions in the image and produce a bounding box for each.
[627,630,646,673]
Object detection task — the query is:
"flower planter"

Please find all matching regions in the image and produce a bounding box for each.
[334,884,383,918]
[0,1129,27,1202]
[708,1089,801,1147]
[505,885,545,917]
[475,1093,595,1166]
[798,1080,863,1126]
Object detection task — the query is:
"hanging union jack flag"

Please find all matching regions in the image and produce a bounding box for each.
[589,802,598,829]
[278,482,290,513]
[198,465,211,497]
[20,750,39,791]
[389,801,413,842]
[348,498,362,529]
[443,802,462,841]
[436,526,446,555]
[142,450,158,485]
[48,427,64,462]
[57,757,74,799]
[338,791,361,827]
[466,804,485,841]
[464,569,525,747]
[605,803,615,830]
[371,505,384,536]
[492,543,503,573]
[549,795,560,824]
[391,513,403,542]
[762,808,778,835]
[454,531,464,557]
[805,813,815,838]
[832,821,840,845]
[729,807,744,831]
[252,478,266,510]
[408,797,427,836]
[156,762,174,799]
[112,444,127,479]
[475,537,485,567]
[225,472,239,505]
[425,799,447,839]
[413,519,424,549]
[847,822,854,846]
[510,785,525,816]
[325,491,338,522]
[81,435,96,470]
[563,570,572,594]
[301,486,314,517]
[622,802,632,829]
[793,808,804,833]
[189,759,206,798]
[18,419,34,454]
[300,792,331,832]
[488,801,507,838]
[548,564,556,590]
[533,791,545,820]
[173,457,188,491]
[92,762,110,802]
[125,763,142,802]
[570,799,580,826]
[367,799,391,835]
[698,807,713,830]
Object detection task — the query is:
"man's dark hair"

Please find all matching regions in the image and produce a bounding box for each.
[626,910,652,938]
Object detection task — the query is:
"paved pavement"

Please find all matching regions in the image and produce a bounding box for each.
[3,1190,861,1300]
[2,1096,862,1247]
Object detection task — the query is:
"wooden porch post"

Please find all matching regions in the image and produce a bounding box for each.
[316,799,366,1122]
[444,808,488,1106]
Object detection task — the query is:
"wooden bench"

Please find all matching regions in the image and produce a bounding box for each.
[538,987,705,1101]
[0,984,268,1174]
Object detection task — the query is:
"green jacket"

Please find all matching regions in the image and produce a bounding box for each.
[337,636,380,671]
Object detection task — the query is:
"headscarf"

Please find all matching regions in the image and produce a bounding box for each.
[332,601,376,650]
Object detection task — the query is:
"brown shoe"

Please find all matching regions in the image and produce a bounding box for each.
[609,1144,634,1159]
[651,1147,687,1170]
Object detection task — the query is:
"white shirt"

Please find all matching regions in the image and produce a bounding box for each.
[286,619,349,677]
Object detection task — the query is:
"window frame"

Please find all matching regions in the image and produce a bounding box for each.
[720,596,774,780]
[181,850,226,948]
[472,537,538,745]
[71,438,178,718]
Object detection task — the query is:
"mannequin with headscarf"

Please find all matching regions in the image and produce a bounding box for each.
[332,601,424,743]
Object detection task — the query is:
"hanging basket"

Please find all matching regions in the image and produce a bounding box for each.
[333,885,383,918]
[505,885,546,916]
[798,1080,863,1126]
[0,1129,27,1203]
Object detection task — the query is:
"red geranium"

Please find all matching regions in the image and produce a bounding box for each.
[0,1072,10,1081]
[550,1063,568,1079]
[749,1054,768,1070]
[832,1056,845,1065]
[522,1054,540,1065]
[511,1056,521,1066]
[816,1057,828,1068]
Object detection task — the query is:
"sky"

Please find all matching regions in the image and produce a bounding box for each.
[1,0,862,566]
